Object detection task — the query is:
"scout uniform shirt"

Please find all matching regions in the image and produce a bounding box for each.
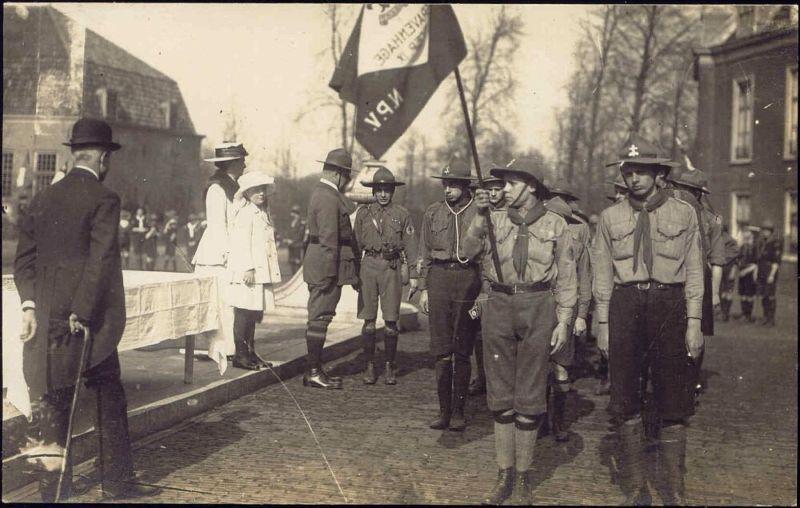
[354,202,418,263]
[569,221,592,320]
[417,199,478,290]
[460,207,578,324]
[592,196,704,323]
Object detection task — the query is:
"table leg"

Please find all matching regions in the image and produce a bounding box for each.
[184,335,195,384]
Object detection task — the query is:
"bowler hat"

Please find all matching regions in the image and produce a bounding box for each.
[317,148,353,172]
[490,157,549,193]
[548,180,579,201]
[669,166,710,194]
[362,166,405,187]
[63,118,121,151]
[431,158,474,181]
[204,142,248,162]
[605,133,679,171]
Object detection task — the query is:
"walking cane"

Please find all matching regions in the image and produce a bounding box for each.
[55,325,94,502]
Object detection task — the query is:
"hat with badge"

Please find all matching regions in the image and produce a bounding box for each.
[431,158,475,181]
[548,180,579,202]
[606,133,680,172]
[490,157,550,193]
[63,118,122,151]
[668,166,710,194]
[205,142,248,162]
[317,148,353,173]
[362,166,405,187]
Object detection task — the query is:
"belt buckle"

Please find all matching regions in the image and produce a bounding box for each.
[636,282,651,290]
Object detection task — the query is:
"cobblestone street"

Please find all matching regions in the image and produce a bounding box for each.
[57,277,797,506]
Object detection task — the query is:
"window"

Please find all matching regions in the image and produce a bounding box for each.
[785,66,798,160]
[731,76,754,162]
[785,191,798,260]
[34,153,57,195]
[160,100,178,129]
[2,152,13,197]
[731,192,751,241]
[95,87,118,120]
[737,6,755,37]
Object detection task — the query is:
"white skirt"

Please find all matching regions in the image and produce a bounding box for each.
[225,282,276,312]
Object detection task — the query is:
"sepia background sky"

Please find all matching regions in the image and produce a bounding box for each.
[52,3,589,176]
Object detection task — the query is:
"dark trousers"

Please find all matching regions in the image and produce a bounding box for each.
[305,283,343,369]
[426,264,481,358]
[609,285,694,421]
[38,351,134,493]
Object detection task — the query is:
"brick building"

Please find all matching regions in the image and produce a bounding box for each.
[693,5,798,260]
[2,5,205,218]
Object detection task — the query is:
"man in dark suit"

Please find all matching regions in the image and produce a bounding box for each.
[14,118,159,501]
[302,148,360,389]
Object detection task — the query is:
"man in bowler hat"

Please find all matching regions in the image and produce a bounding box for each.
[14,118,159,501]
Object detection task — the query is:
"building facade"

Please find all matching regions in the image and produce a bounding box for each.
[693,5,798,260]
[2,5,205,219]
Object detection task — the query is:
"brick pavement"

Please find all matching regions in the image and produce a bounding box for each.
[20,277,799,505]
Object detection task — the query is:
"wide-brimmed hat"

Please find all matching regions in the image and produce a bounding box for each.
[669,166,710,194]
[234,170,276,200]
[317,148,353,173]
[548,180,579,201]
[291,205,302,214]
[205,142,249,162]
[63,118,121,151]
[431,159,474,181]
[761,219,775,231]
[470,172,506,189]
[608,174,628,192]
[490,157,549,193]
[545,196,581,224]
[605,133,680,171]
[362,166,405,187]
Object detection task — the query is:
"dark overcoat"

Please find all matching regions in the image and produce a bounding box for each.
[302,181,359,286]
[14,168,126,401]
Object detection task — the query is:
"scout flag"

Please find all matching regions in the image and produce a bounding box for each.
[329,4,467,159]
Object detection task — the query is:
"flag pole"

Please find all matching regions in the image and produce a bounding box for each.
[454,66,504,283]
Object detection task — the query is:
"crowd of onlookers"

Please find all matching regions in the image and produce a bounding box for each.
[118,207,207,271]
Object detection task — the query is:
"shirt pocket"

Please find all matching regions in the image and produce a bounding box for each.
[609,220,636,260]
[653,219,688,261]
[528,225,556,265]
[429,217,452,252]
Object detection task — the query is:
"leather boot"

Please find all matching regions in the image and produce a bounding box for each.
[429,358,452,429]
[720,299,732,321]
[481,467,515,505]
[511,470,534,505]
[551,387,569,442]
[659,425,687,506]
[619,419,650,505]
[449,356,470,431]
[384,361,397,385]
[362,361,377,385]
[303,368,342,389]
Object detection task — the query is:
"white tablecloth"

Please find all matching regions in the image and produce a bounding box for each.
[2,271,219,418]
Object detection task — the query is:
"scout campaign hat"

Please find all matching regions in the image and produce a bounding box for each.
[607,175,628,192]
[205,142,249,162]
[548,180,579,202]
[431,158,474,181]
[234,170,276,200]
[605,133,680,171]
[669,166,710,194]
[490,157,550,193]
[317,148,353,173]
[545,196,582,224]
[362,166,405,187]
[63,118,121,151]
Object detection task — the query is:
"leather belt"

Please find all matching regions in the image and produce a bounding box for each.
[431,260,477,270]
[490,281,550,295]
[307,235,351,246]
[615,281,684,291]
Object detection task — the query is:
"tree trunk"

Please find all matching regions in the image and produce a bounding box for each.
[630,6,659,134]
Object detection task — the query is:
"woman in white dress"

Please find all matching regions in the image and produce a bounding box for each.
[193,143,247,373]
[226,170,282,370]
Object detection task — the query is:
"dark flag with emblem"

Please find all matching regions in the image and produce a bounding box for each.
[329,4,467,159]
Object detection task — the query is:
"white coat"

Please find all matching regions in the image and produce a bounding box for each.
[193,181,239,266]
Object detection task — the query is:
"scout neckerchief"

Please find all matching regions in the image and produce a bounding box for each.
[507,202,547,279]
[628,189,669,275]
[444,195,474,264]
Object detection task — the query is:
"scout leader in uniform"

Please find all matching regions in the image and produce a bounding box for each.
[303,148,360,389]
[354,166,417,385]
[593,135,703,505]
[14,119,158,501]
[417,159,481,432]
[459,158,577,505]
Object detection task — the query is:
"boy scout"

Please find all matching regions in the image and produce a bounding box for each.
[418,159,481,432]
[718,225,740,322]
[303,148,360,390]
[468,174,507,397]
[756,220,783,326]
[543,187,591,442]
[460,158,577,505]
[593,135,703,505]
[354,167,417,385]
